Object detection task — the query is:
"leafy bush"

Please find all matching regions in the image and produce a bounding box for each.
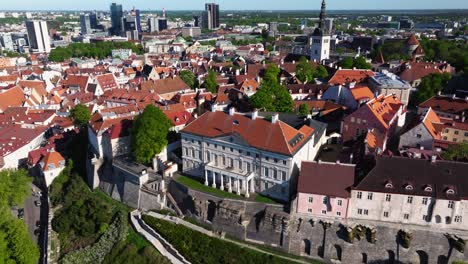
[142,215,297,264]
[60,212,128,264]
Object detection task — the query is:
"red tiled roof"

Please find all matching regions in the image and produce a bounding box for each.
[328,69,375,85]
[61,75,89,91]
[0,125,45,157]
[182,111,314,156]
[0,86,25,112]
[422,108,442,139]
[41,151,65,171]
[350,86,374,101]
[298,161,355,198]
[419,95,468,115]
[96,73,118,90]
[366,94,404,129]
[406,35,420,46]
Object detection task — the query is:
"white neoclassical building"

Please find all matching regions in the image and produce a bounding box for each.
[180,109,327,201]
[348,156,468,231]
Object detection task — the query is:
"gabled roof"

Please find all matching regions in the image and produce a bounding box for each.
[0,86,25,112]
[61,75,89,91]
[355,156,468,201]
[365,94,404,129]
[41,151,65,171]
[419,95,468,115]
[298,161,355,198]
[406,34,420,46]
[96,73,118,90]
[350,86,374,101]
[182,111,315,156]
[421,108,442,139]
[140,76,189,95]
[328,69,375,85]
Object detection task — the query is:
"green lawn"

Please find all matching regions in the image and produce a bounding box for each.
[254,194,282,204]
[176,175,243,200]
[142,215,300,264]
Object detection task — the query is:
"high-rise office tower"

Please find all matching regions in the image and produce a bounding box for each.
[89,13,99,29]
[110,3,123,36]
[25,20,51,53]
[80,14,92,34]
[203,3,219,29]
[193,15,200,27]
[123,8,141,40]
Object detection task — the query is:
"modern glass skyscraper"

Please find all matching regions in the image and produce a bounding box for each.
[80,14,91,35]
[25,20,51,53]
[110,3,123,36]
[204,3,219,29]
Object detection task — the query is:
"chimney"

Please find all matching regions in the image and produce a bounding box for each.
[229,107,235,116]
[236,69,240,76]
[252,110,258,120]
[271,113,279,124]
[452,94,456,99]
[437,91,442,96]
[431,155,437,163]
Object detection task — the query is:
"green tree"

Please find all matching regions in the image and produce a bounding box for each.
[0,169,31,207]
[249,64,294,113]
[339,57,354,69]
[131,105,172,164]
[412,73,452,105]
[205,70,218,93]
[443,142,468,161]
[295,57,314,83]
[315,65,329,79]
[179,70,197,89]
[298,103,310,115]
[70,104,91,128]
[353,56,372,69]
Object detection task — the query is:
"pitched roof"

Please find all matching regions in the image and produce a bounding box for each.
[61,75,89,91]
[355,156,468,201]
[350,86,374,101]
[366,94,404,129]
[422,108,442,139]
[298,161,355,198]
[406,34,420,46]
[419,95,468,116]
[328,69,375,85]
[96,73,118,90]
[398,62,450,82]
[140,76,189,95]
[366,128,386,152]
[41,151,65,171]
[182,111,314,156]
[0,86,25,112]
[0,125,45,158]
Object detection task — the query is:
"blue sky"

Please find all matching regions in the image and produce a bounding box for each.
[2,0,468,11]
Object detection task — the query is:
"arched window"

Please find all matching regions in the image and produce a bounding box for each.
[385,182,393,189]
[447,189,455,195]
[405,184,414,191]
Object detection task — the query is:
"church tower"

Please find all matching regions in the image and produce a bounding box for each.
[310,0,330,63]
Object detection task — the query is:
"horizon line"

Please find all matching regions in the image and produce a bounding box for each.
[1,8,468,12]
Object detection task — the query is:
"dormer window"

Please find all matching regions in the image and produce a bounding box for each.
[424,186,433,192]
[405,184,414,191]
[385,182,393,189]
[447,189,455,195]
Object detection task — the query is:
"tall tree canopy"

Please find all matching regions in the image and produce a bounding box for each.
[0,169,39,264]
[442,143,468,161]
[69,104,92,128]
[339,56,372,70]
[295,57,330,83]
[131,105,172,164]
[412,73,452,105]
[250,64,294,113]
[205,70,218,94]
[298,103,311,116]
[179,70,198,89]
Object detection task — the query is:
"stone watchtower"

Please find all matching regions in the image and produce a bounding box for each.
[310,0,331,63]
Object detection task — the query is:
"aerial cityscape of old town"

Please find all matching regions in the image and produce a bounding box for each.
[0,0,467,263]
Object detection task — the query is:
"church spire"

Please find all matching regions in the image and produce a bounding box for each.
[319,0,326,31]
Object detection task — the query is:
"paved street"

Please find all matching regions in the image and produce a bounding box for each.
[23,184,42,243]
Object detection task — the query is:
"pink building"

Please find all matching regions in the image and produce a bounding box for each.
[341,94,406,143]
[296,161,355,219]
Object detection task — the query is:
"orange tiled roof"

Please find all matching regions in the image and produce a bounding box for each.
[0,86,25,112]
[422,108,442,139]
[328,69,375,85]
[366,94,404,129]
[350,86,374,101]
[42,151,65,171]
[182,111,314,156]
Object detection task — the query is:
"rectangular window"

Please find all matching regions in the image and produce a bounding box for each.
[455,131,459,135]
[274,158,278,163]
[351,117,356,123]
[323,197,328,204]
[404,214,410,220]
[337,212,341,216]
[358,209,363,215]
[416,134,422,139]
[407,196,413,204]
[455,216,462,223]
[364,209,369,215]
[322,210,327,215]
[308,208,313,213]
[422,197,429,205]
[385,194,391,202]
[337,200,342,206]
[308,197,313,203]
[384,212,389,218]
[247,152,251,156]
[283,160,287,165]
[448,201,454,209]
[367,193,373,200]
[357,192,362,199]
[465,132,468,137]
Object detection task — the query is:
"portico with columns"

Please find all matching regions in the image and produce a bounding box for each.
[204,163,255,197]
